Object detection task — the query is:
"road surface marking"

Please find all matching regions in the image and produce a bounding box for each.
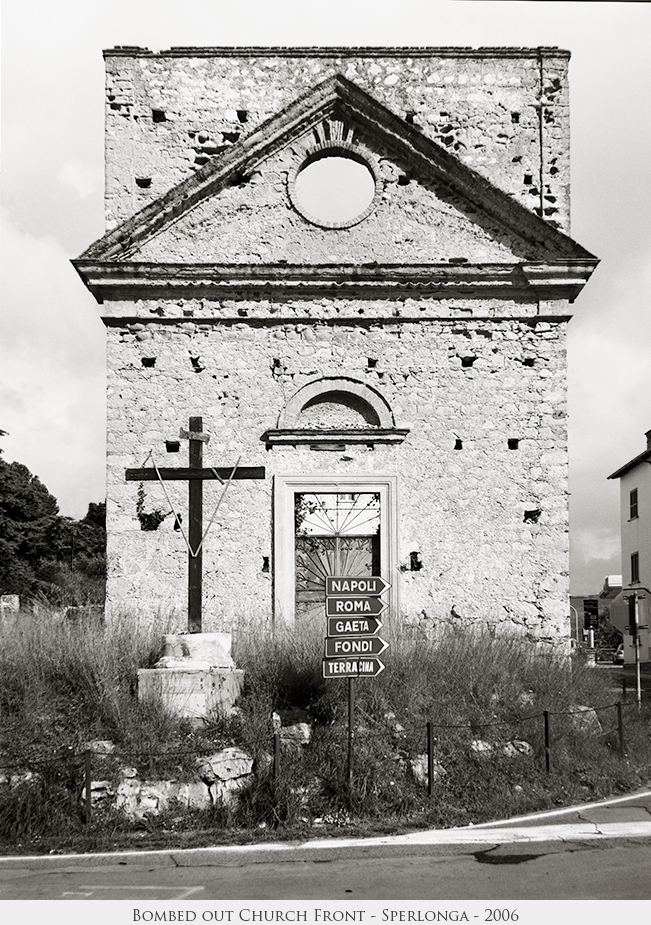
[80,886,204,898]
[470,789,651,828]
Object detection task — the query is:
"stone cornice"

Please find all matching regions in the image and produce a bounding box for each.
[104,46,570,60]
[262,428,411,449]
[72,260,598,304]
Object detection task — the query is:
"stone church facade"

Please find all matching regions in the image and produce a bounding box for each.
[75,47,597,646]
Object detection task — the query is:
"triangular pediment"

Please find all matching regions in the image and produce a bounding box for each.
[75,75,597,302]
[126,127,539,266]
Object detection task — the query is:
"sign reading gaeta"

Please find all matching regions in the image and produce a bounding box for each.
[327,616,383,637]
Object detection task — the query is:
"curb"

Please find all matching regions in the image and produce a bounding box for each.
[1,820,651,871]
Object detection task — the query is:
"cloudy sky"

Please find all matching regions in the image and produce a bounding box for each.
[1,0,649,594]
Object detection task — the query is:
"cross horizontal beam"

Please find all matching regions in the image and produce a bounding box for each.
[125,466,265,481]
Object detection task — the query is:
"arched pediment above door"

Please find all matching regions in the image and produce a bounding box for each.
[263,376,410,449]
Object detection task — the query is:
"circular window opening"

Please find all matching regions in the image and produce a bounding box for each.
[291,154,378,228]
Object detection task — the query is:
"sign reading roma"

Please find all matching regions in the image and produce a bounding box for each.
[326,596,386,616]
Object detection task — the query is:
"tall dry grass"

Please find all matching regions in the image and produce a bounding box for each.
[1,606,649,847]
[231,614,650,826]
[0,608,182,759]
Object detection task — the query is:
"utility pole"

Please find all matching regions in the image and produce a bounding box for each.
[628,593,642,709]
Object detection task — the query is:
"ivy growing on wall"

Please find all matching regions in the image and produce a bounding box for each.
[136,484,169,532]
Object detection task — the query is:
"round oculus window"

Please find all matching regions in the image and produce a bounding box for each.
[289,153,379,229]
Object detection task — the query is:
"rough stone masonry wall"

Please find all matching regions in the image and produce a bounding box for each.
[103,47,570,232]
[98,48,575,648]
[105,308,569,645]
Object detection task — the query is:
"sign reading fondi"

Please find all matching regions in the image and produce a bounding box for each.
[325,636,389,658]
[326,576,390,596]
[326,596,386,616]
[327,616,383,637]
[322,657,386,679]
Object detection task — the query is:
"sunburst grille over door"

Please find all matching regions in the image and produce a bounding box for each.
[295,493,380,627]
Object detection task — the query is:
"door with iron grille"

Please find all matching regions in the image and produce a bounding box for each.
[294,492,380,628]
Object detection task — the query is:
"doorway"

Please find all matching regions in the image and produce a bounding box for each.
[273,475,398,626]
[295,492,380,627]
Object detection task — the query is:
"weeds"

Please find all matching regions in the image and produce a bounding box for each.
[1,608,650,853]
[0,609,181,759]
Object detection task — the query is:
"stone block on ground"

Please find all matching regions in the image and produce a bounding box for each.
[156,632,234,669]
[470,739,493,756]
[272,708,313,748]
[197,746,254,783]
[410,754,447,786]
[115,773,213,819]
[197,746,254,805]
[138,666,244,720]
[569,705,603,735]
[502,740,534,758]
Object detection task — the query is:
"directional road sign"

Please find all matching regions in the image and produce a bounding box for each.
[327,616,383,637]
[583,598,599,630]
[326,576,390,597]
[326,596,387,617]
[325,636,389,658]
[322,656,386,679]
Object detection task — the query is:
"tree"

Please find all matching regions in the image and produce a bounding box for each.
[0,459,60,596]
[0,458,106,603]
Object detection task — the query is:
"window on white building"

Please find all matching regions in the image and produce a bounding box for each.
[630,488,638,519]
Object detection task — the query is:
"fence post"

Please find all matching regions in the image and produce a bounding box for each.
[617,702,625,757]
[273,732,280,784]
[84,749,92,823]
[427,721,434,798]
[543,711,551,774]
[622,678,627,701]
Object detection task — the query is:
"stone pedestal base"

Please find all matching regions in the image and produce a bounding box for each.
[138,666,244,720]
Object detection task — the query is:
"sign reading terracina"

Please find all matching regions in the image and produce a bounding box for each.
[323,657,386,679]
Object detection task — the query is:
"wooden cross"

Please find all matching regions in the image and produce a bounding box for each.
[126,416,265,633]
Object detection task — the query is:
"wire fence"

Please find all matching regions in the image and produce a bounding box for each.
[1,688,648,824]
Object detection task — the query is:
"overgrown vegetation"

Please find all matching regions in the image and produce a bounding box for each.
[1,610,650,854]
[0,456,106,605]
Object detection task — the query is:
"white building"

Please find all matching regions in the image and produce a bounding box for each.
[607,429,651,663]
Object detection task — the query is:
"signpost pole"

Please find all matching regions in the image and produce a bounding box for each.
[543,710,551,774]
[427,720,434,798]
[633,594,642,710]
[348,676,354,804]
[322,575,392,806]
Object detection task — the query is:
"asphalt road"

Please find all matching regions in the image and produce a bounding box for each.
[2,837,651,900]
[596,660,651,693]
